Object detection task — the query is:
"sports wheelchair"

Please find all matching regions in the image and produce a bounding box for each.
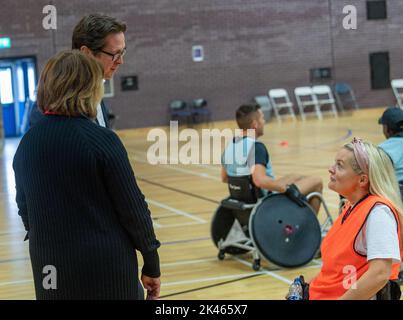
[211,175,333,271]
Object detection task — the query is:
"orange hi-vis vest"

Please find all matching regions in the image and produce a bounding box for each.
[309,195,402,300]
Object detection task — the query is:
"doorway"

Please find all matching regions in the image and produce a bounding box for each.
[0,56,37,137]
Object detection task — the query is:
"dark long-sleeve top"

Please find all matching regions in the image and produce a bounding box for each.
[29,100,111,128]
[13,115,160,299]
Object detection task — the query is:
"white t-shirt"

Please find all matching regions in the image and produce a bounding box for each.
[96,104,106,127]
[354,204,401,263]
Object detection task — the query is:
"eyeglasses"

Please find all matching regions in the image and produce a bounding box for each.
[98,48,126,62]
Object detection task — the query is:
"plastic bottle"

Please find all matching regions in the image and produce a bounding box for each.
[287,277,303,300]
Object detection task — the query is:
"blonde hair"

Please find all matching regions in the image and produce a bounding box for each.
[37,50,104,118]
[344,141,403,238]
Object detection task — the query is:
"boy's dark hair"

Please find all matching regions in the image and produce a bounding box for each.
[72,14,126,52]
[236,103,261,130]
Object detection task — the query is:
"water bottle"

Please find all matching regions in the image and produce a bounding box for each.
[287,277,303,300]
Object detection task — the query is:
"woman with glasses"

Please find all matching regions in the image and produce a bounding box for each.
[302,138,402,300]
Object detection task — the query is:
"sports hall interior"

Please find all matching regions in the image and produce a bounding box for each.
[0,0,402,299]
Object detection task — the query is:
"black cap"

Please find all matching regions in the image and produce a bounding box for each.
[378,107,403,131]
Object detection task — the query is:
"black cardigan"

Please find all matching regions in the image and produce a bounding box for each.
[29,100,111,128]
[13,115,160,299]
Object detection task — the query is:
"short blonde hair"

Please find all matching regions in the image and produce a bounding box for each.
[37,50,104,118]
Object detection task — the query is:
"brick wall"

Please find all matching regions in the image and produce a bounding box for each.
[0,0,401,129]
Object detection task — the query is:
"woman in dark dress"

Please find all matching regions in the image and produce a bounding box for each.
[13,50,161,300]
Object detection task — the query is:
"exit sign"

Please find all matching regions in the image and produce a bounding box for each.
[0,37,11,49]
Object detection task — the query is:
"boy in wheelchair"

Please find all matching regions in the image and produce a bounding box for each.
[220,103,323,214]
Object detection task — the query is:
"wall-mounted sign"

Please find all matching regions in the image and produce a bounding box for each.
[0,37,11,49]
[192,45,204,62]
[103,78,114,98]
[121,75,138,91]
[310,67,332,82]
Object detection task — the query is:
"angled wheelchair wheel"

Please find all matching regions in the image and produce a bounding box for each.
[211,205,250,255]
[249,193,321,268]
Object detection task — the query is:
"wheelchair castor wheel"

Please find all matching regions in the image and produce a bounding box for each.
[252,259,261,271]
[218,250,225,260]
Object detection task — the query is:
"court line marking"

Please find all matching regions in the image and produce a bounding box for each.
[0,231,25,237]
[130,149,221,172]
[0,258,321,289]
[146,198,207,223]
[161,271,267,287]
[161,257,218,267]
[0,241,28,246]
[0,279,32,287]
[159,273,262,299]
[154,211,212,219]
[0,259,319,292]
[160,257,289,287]
[154,221,205,229]
[326,203,338,209]
[0,258,244,288]
[310,259,323,267]
[131,156,221,181]
[139,177,220,204]
[152,221,162,228]
[232,257,292,284]
[162,237,210,245]
[161,256,302,287]
[0,257,30,264]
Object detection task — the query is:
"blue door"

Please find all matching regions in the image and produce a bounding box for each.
[0,66,16,137]
[0,57,37,137]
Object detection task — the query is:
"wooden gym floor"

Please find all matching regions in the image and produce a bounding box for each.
[0,107,398,299]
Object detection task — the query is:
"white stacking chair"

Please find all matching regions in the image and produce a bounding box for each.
[312,85,338,118]
[294,86,321,120]
[391,79,403,109]
[268,88,296,122]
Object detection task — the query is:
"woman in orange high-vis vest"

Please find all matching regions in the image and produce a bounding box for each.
[308,138,403,300]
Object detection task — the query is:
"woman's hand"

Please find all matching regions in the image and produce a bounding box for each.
[141,274,161,300]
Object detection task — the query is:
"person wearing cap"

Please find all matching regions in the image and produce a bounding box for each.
[378,107,403,183]
[296,138,402,300]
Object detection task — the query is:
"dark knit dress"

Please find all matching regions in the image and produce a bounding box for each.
[13,115,160,299]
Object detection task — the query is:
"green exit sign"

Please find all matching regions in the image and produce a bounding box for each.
[0,37,11,49]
